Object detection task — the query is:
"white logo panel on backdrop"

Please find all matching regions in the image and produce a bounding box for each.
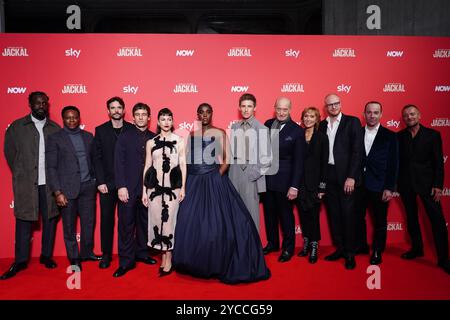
[65,48,81,58]
[383,83,406,92]
[173,83,198,93]
[62,84,88,94]
[386,51,404,57]
[227,47,252,57]
[7,87,27,94]
[433,49,450,58]
[2,47,29,56]
[176,49,195,57]
[431,118,450,127]
[281,83,304,93]
[116,47,143,57]
[332,48,356,57]
[123,85,139,94]
[337,84,351,93]
[435,85,450,92]
[285,49,300,58]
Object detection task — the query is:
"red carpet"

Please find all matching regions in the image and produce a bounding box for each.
[0,244,448,300]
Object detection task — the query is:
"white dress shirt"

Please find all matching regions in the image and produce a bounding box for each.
[31,114,46,185]
[364,123,380,156]
[326,112,342,165]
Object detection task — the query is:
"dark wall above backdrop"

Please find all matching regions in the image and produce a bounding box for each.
[1,0,322,34]
[1,0,449,35]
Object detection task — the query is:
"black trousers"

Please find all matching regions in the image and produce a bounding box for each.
[400,189,449,263]
[356,187,388,252]
[99,189,118,257]
[324,165,357,257]
[117,193,149,268]
[297,201,321,242]
[262,190,295,255]
[15,185,57,264]
[61,180,97,262]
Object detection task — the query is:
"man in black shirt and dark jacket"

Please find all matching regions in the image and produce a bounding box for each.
[94,97,133,269]
[397,104,449,274]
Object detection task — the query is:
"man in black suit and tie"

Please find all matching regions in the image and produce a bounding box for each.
[263,97,306,262]
[93,97,134,269]
[356,101,398,265]
[47,106,101,271]
[113,102,157,277]
[319,93,363,270]
[398,104,449,274]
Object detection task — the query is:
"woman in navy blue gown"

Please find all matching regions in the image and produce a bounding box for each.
[173,103,270,284]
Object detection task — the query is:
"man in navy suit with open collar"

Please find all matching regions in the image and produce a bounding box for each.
[263,97,306,262]
[356,101,398,265]
[319,93,363,270]
[113,102,157,277]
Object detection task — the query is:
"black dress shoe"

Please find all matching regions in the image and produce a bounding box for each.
[81,254,102,262]
[324,250,344,261]
[159,266,173,277]
[438,260,450,275]
[136,256,157,265]
[370,251,382,265]
[400,249,424,260]
[263,244,280,255]
[113,265,135,277]
[309,242,319,264]
[70,260,82,272]
[345,256,356,270]
[355,245,370,255]
[99,256,111,269]
[278,251,293,263]
[0,262,28,280]
[39,255,57,269]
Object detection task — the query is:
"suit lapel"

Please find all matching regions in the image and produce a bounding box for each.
[333,114,346,156]
[367,126,384,157]
[61,130,77,157]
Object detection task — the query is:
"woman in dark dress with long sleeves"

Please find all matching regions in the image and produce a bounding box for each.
[296,107,329,263]
[173,103,270,284]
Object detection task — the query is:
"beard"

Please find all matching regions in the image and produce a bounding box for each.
[32,108,48,120]
[111,113,123,119]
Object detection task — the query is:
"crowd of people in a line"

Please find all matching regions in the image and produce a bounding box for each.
[1,91,448,284]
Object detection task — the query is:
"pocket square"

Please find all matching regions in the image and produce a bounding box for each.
[285,136,293,141]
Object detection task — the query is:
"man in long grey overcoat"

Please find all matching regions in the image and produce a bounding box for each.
[229,93,272,233]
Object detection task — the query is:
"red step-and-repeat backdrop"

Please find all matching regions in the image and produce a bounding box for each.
[0,34,449,259]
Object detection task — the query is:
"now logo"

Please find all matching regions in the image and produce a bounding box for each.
[176,50,195,56]
[231,86,249,93]
[7,87,27,94]
[386,51,403,57]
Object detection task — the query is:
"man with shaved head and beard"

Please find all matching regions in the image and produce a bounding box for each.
[319,93,363,270]
[397,104,450,274]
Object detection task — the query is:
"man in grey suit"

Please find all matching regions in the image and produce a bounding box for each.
[47,106,101,271]
[229,93,271,232]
